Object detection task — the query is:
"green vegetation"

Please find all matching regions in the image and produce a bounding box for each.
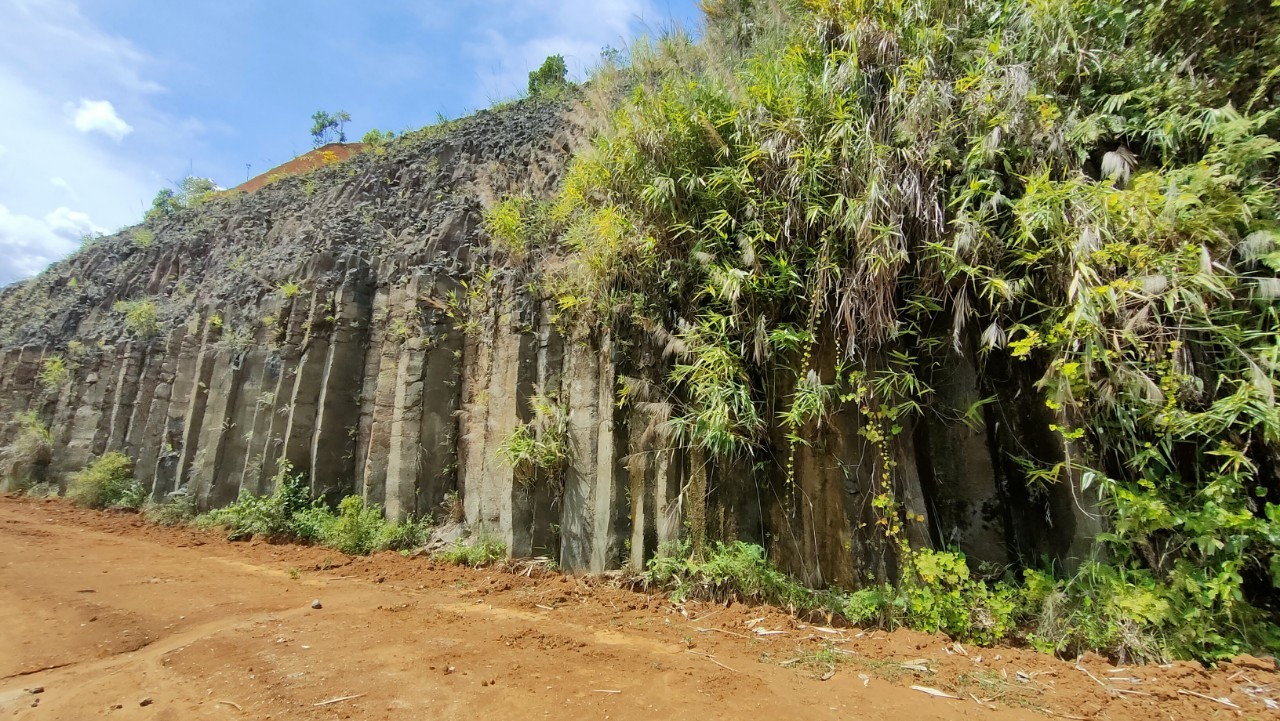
[493,0,1280,661]
[195,461,323,541]
[483,197,549,260]
[0,412,53,491]
[142,495,196,526]
[113,299,160,337]
[38,355,69,392]
[361,128,395,152]
[67,451,145,510]
[194,461,430,554]
[496,393,570,484]
[648,540,812,609]
[310,110,352,147]
[145,176,218,221]
[131,228,156,249]
[435,536,507,567]
[650,543,1068,651]
[527,54,569,97]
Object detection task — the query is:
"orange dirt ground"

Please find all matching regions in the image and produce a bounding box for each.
[232,143,365,194]
[0,496,1276,720]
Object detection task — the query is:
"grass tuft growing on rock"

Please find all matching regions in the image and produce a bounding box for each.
[0,412,53,492]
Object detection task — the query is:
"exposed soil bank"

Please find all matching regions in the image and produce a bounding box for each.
[0,495,1275,720]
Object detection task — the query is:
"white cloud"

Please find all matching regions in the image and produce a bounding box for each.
[50,176,79,200]
[464,0,660,104]
[0,204,102,280]
[0,0,177,284]
[71,98,133,142]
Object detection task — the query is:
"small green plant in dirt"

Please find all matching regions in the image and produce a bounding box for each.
[897,549,1020,647]
[193,461,429,554]
[436,536,506,567]
[374,513,431,552]
[320,495,386,555]
[279,280,301,299]
[646,541,813,611]
[647,541,1031,647]
[195,460,317,541]
[113,299,160,337]
[0,411,53,492]
[67,451,146,510]
[132,228,155,249]
[142,494,196,526]
[23,482,60,498]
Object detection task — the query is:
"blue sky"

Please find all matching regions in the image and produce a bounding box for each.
[0,0,702,284]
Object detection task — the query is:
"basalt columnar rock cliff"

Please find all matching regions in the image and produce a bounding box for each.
[0,96,1100,582]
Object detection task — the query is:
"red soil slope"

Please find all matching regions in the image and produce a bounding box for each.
[233,143,366,194]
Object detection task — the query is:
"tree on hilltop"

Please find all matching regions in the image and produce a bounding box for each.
[310,110,352,148]
[528,55,568,97]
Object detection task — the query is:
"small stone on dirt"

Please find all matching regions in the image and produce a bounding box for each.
[139,697,153,707]
[27,687,44,694]
[310,599,323,609]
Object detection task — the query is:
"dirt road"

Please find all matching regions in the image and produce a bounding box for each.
[0,497,1275,720]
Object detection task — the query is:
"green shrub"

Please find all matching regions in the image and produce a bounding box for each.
[375,514,431,551]
[361,128,395,151]
[527,54,568,97]
[132,228,155,249]
[0,411,53,491]
[322,496,385,555]
[483,197,548,260]
[647,541,813,610]
[897,549,1020,646]
[113,299,160,337]
[193,461,430,555]
[67,452,145,510]
[288,504,338,543]
[839,586,890,626]
[496,394,569,482]
[142,495,196,526]
[195,461,315,540]
[38,356,69,391]
[647,542,1032,646]
[436,536,506,567]
[23,482,60,498]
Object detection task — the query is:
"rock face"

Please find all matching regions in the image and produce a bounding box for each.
[0,99,1097,579]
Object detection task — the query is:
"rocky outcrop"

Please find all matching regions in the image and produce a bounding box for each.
[0,99,1097,579]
